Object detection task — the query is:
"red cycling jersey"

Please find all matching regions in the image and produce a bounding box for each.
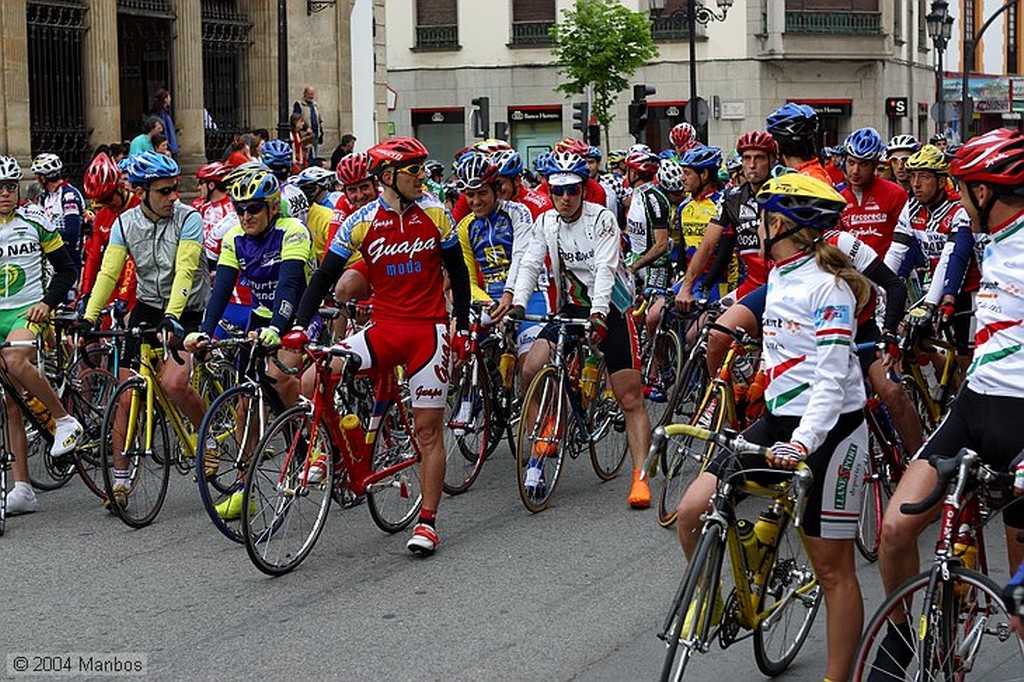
[325,194,357,253]
[82,193,140,308]
[838,176,908,255]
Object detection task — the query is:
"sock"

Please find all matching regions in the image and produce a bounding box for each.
[56,415,76,425]
[418,507,437,529]
[14,480,33,492]
[114,469,130,486]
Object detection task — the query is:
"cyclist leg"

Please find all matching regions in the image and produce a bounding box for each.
[159,311,206,429]
[707,286,763,373]
[858,320,924,454]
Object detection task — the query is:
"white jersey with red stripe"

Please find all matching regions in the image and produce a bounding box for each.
[761,250,866,453]
[967,209,1024,398]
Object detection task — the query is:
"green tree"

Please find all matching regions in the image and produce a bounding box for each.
[550,0,658,146]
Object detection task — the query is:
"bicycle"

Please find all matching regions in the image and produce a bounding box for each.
[898,306,964,433]
[659,299,726,429]
[240,341,420,576]
[647,424,821,681]
[514,314,627,513]
[97,325,232,528]
[655,321,762,528]
[633,286,686,429]
[852,448,1024,680]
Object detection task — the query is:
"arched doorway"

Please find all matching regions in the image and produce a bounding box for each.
[117,0,175,142]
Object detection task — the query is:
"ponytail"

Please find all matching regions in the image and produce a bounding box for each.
[784,219,872,314]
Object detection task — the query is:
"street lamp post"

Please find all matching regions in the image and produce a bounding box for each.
[960,1,1015,141]
[926,1,954,135]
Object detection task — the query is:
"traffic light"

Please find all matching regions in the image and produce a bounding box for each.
[587,123,601,148]
[628,84,656,143]
[572,101,589,135]
[471,96,490,139]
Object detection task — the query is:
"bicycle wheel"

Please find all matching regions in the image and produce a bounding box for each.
[644,329,685,429]
[662,348,710,427]
[902,376,938,438]
[659,526,726,682]
[100,378,171,528]
[442,357,488,496]
[197,384,265,543]
[856,430,888,562]
[588,360,627,481]
[752,519,822,675]
[516,366,567,513]
[69,368,116,501]
[657,386,726,528]
[367,399,422,533]
[0,448,7,537]
[853,565,1024,681]
[26,428,74,491]
[241,404,332,576]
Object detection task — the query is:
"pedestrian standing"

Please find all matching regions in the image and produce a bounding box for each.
[293,86,323,158]
[330,134,357,172]
[149,89,179,157]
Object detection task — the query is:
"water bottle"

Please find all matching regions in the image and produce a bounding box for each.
[499,351,516,390]
[753,509,782,553]
[580,353,600,406]
[737,519,760,571]
[952,524,977,571]
[451,392,474,435]
[24,395,55,435]
[340,413,367,461]
[919,359,940,401]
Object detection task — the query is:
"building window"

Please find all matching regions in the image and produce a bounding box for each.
[963,0,977,71]
[918,0,928,51]
[202,0,252,161]
[415,0,459,50]
[1007,1,1020,74]
[785,0,882,34]
[510,0,555,45]
[650,0,695,41]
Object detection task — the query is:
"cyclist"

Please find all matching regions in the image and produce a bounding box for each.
[655,158,688,274]
[327,152,379,304]
[81,151,211,508]
[677,174,871,682]
[261,139,310,224]
[871,128,1024,680]
[584,145,624,223]
[538,138,609,209]
[669,122,699,158]
[32,152,86,274]
[80,152,138,316]
[929,132,949,151]
[423,158,446,202]
[606,149,627,177]
[724,153,743,187]
[288,165,336,259]
[196,162,234,266]
[490,149,552,220]
[838,127,908,256]
[0,156,83,515]
[509,152,652,509]
[765,103,832,186]
[1006,558,1024,638]
[284,136,472,557]
[887,134,921,194]
[823,145,847,186]
[622,148,671,290]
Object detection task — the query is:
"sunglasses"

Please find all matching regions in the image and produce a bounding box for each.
[151,183,180,196]
[0,181,19,194]
[550,184,582,197]
[235,200,268,216]
[396,163,424,176]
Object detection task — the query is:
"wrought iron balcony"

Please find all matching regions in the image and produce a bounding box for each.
[785,11,882,34]
[415,24,459,50]
[650,13,692,41]
[510,20,554,46]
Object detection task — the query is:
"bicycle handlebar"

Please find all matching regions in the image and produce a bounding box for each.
[900,449,1015,516]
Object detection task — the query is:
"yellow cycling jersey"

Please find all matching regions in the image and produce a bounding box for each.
[307,202,333,262]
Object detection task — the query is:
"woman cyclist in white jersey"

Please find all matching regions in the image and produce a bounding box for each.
[676,174,871,682]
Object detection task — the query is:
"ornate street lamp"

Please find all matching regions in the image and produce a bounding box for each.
[927,0,954,133]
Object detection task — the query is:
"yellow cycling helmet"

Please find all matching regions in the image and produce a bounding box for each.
[904,144,950,174]
[755,173,847,228]
[229,169,281,204]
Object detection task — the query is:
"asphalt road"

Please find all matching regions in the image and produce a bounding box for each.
[1,444,1012,682]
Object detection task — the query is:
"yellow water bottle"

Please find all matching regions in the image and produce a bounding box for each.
[340,413,367,461]
[580,353,599,406]
[499,351,516,390]
[753,510,782,551]
[25,395,55,435]
[737,519,760,571]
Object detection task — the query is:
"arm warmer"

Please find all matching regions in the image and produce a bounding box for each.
[85,243,127,322]
[703,233,736,291]
[42,244,77,309]
[270,259,307,330]
[295,250,346,329]
[862,258,907,332]
[201,264,239,336]
[62,212,82,271]
[942,223,974,299]
[442,242,471,331]
[166,239,202,319]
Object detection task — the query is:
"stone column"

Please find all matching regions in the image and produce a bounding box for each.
[172,0,206,173]
[83,0,121,148]
[0,0,33,166]
[334,1,353,146]
[246,0,278,137]
[373,0,388,142]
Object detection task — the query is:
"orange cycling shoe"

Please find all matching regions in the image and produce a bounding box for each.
[628,468,651,509]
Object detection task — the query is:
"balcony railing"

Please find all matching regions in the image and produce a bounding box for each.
[415,24,459,50]
[785,11,882,34]
[510,20,554,46]
[650,13,692,41]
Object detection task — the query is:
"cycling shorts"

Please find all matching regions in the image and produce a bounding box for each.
[735,283,768,334]
[336,321,449,410]
[515,291,549,356]
[537,304,640,374]
[0,304,34,343]
[706,410,868,540]
[124,302,202,369]
[913,387,1024,528]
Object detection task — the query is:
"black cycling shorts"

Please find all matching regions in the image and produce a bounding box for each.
[124,302,202,369]
[737,284,768,335]
[537,304,640,374]
[914,387,1024,528]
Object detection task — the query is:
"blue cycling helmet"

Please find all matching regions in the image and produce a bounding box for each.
[262,139,293,169]
[844,127,886,162]
[550,151,589,178]
[766,103,819,141]
[491,149,524,177]
[585,146,602,160]
[658,149,678,161]
[726,153,743,173]
[127,151,180,184]
[679,145,723,171]
[533,151,556,177]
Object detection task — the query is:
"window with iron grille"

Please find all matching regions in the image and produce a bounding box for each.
[1006,1,1019,74]
[26,0,88,182]
[650,0,695,41]
[511,0,555,45]
[918,0,928,51]
[202,0,252,161]
[785,0,882,34]
[415,0,459,50]
[964,0,976,72]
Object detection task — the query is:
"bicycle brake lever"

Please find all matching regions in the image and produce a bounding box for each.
[644,426,667,479]
[792,465,813,529]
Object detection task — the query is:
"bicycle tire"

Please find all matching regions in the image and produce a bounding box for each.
[241,404,332,576]
[442,356,488,496]
[752,517,822,675]
[856,424,889,562]
[516,366,567,513]
[0,446,7,537]
[589,357,627,481]
[852,565,1024,681]
[100,378,171,528]
[26,432,74,491]
[367,399,422,533]
[69,368,117,501]
[644,329,685,429]
[659,526,726,682]
[196,383,262,544]
[902,375,938,439]
[662,347,710,428]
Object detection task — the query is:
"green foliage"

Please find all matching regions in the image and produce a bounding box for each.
[550,0,659,136]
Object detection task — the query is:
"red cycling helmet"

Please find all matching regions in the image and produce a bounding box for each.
[736,130,779,157]
[336,152,372,186]
[553,137,590,156]
[669,123,698,153]
[624,149,660,175]
[367,137,429,173]
[950,128,1024,189]
[83,152,121,201]
[196,161,232,183]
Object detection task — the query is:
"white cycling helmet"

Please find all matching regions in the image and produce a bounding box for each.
[887,134,920,153]
[656,159,685,192]
[30,152,63,177]
[0,156,23,182]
